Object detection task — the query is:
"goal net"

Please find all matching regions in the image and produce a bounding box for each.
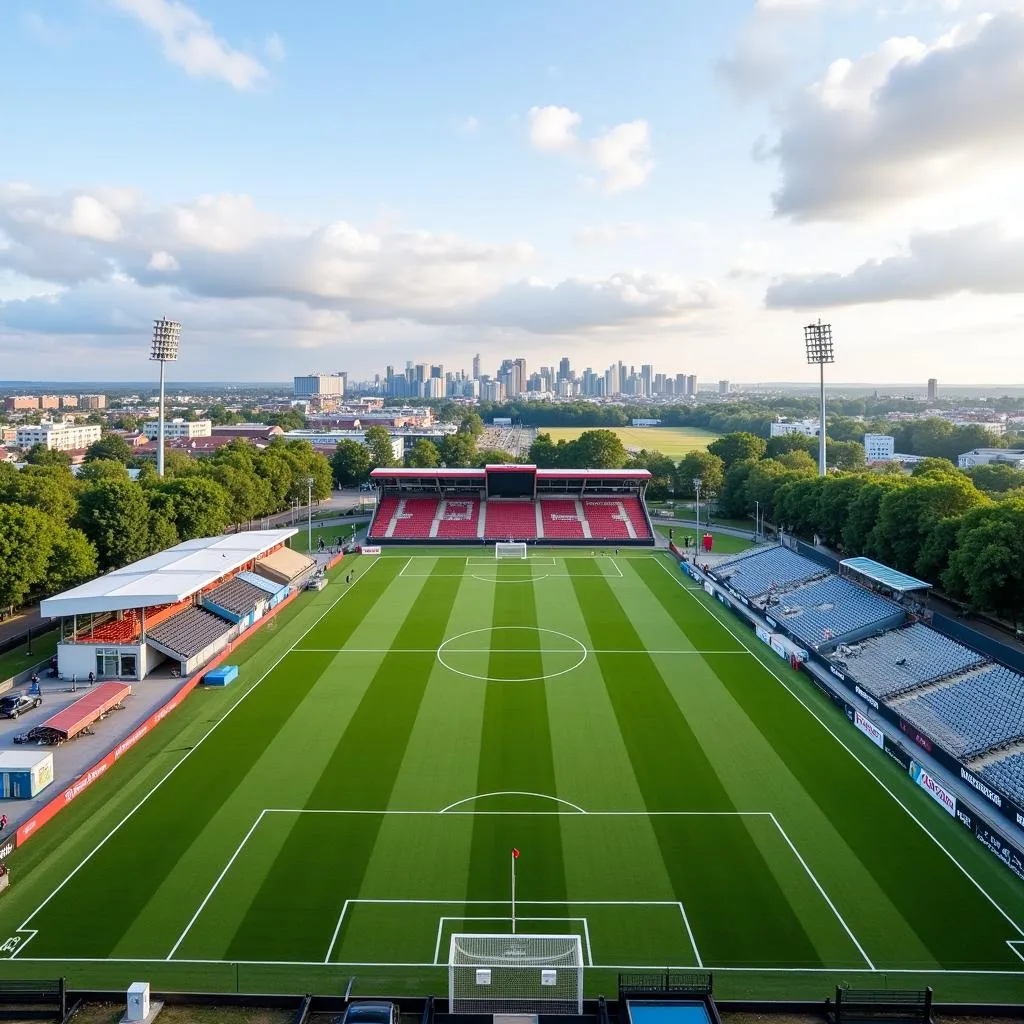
[495,542,528,559]
[449,933,584,1015]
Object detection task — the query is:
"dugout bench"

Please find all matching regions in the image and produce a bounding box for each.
[0,979,70,1022]
[827,987,933,1024]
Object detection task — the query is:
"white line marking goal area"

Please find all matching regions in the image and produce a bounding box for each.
[398,555,624,579]
[113,807,879,971]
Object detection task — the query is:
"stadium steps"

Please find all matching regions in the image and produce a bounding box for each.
[430,500,444,539]
[576,499,592,539]
[890,660,996,705]
[968,735,1024,769]
[476,501,487,539]
[384,498,404,538]
[535,500,544,538]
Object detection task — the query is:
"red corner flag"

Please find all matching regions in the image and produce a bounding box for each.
[512,848,520,859]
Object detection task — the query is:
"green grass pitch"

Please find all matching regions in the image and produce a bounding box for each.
[1,550,1023,1001]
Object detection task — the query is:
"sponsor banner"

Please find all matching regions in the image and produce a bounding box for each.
[830,665,846,682]
[975,822,1024,882]
[765,616,777,629]
[770,638,788,660]
[756,626,772,646]
[358,545,382,555]
[883,735,912,770]
[740,596,749,606]
[854,685,879,711]
[910,762,956,817]
[1017,809,1024,830]
[959,767,1003,808]
[703,582,713,596]
[854,710,884,749]
[16,585,301,849]
[0,836,13,863]
[899,719,933,753]
[955,803,976,832]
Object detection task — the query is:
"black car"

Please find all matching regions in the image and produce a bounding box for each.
[338,1002,399,1024]
[0,692,43,719]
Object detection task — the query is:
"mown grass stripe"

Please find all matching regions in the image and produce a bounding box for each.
[567,559,822,968]
[224,559,466,963]
[27,561,404,958]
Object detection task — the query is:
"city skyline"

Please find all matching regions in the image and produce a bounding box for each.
[2,2,1024,383]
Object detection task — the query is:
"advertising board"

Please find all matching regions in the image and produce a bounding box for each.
[959,766,1003,809]
[854,685,879,710]
[910,762,956,816]
[854,710,884,749]
[359,545,382,555]
[883,735,912,770]
[756,626,772,646]
[975,822,1024,882]
[830,665,845,682]
[770,637,788,660]
[900,720,933,753]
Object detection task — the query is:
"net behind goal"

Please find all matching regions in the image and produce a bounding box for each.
[495,542,528,559]
[449,933,584,1015]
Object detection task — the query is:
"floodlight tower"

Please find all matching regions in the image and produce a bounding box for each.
[150,317,181,478]
[804,320,834,477]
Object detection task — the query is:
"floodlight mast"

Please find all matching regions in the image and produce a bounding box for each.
[804,320,834,477]
[150,318,181,478]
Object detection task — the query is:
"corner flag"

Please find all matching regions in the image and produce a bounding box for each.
[512,848,520,859]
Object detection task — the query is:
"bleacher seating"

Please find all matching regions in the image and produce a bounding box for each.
[716,546,825,598]
[833,623,986,699]
[620,497,653,540]
[485,501,538,540]
[772,575,903,648]
[898,665,1024,757]
[389,497,439,539]
[205,576,268,617]
[368,495,401,539]
[78,612,140,644]
[542,499,586,540]
[583,498,650,540]
[979,751,1024,805]
[436,497,480,539]
[147,606,234,662]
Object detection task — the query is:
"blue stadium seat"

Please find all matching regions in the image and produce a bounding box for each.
[716,546,825,598]
[979,752,1024,805]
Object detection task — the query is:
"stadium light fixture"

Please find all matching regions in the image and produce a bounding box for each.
[150,317,182,479]
[692,477,702,535]
[306,475,316,554]
[804,320,834,477]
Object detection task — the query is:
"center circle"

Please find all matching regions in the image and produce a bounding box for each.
[437,626,588,683]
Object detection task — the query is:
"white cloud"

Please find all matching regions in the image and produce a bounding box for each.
[108,0,268,89]
[769,10,1024,219]
[528,106,653,193]
[264,32,286,63]
[573,220,709,247]
[765,222,1024,307]
[458,115,480,134]
[0,183,718,337]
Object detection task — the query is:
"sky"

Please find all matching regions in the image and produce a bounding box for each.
[2,0,1024,384]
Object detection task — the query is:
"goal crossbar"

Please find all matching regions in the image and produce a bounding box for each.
[495,542,528,559]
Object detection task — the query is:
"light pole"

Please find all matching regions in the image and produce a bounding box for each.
[805,320,835,478]
[306,476,315,553]
[754,500,760,540]
[150,317,181,478]
[692,477,702,536]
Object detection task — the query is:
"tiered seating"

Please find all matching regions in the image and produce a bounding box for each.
[979,752,1024,804]
[147,606,234,662]
[898,666,1024,757]
[834,624,986,699]
[205,576,268,617]
[484,501,538,540]
[390,497,439,538]
[716,546,825,599]
[542,499,586,540]
[772,575,903,648]
[78,612,140,644]
[620,497,652,539]
[368,495,400,539]
[436,497,480,539]
[583,499,633,540]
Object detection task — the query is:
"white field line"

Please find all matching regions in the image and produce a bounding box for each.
[167,810,268,959]
[768,813,874,970]
[262,808,776,817]
[431,916,591,966]
[651,554,1024,941]
[292,648,747,655]
[1008,940,1024,964]
[323,899,351,964]
[582,917,593,967]
[440,791,587,814]
[10,560,381,954]
[677,902,703,969]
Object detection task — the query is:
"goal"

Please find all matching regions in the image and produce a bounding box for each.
[495,542,528,560]
[448,933,584,1015]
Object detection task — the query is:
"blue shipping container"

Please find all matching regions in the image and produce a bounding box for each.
[204,665,238,687]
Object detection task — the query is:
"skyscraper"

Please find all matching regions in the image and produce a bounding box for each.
[927,378,938,401]
[558,356,571,382]
[472,353,481,380]
[686,374,698,397]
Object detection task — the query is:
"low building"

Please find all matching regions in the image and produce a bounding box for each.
[864,434,896,462]
[142,418,213,440]
[957,448,1024,469]
[283,428,405,461]
[770,419,819,438]
[4,396,38,411]
[79,394,107,410]
[39,395,60,410]
[15,421,103,451]
[60,395,79,409]
[210,423,285,442]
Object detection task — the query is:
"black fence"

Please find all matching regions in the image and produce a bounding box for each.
[0,622,58,661]
[618,972,713,997]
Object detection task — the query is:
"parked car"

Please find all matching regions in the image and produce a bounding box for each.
[0,692,43,719]
[338,1003,399,1024]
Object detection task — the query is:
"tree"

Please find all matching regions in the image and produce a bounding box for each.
[84,434,134,464]
[571,429,627,468]
[77,459,130,484]
[25,443,71,467]
[627,450,677,500]
[0,504,53,608]
[437,431,477,468]
[45,526,98,595]
[745,457,816,522]
[774,449,817,472]
[718,459,758,518]
[826,439,866,471]
[474,448,517,466]
[77,481,156,570]
[967,463,1024,494]
[149,477,231,539]
[676,450,725,498]
[14,466,79,524]
[458,410,485,438]
[708,431,767,470]
[528,432,560,468]
[841,477,907,555]
[406,438,440,468]
[364,426,398,468]
[202,463,273,525]
[332,439,373,486]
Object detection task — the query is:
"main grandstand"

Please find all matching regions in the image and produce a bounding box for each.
[709,543,1024,810]
[367,464,654,544]
[40,530,315,681]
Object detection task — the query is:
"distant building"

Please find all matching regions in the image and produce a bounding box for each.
[60,395,79,409]
[210,423,285,442]
[686,374,698,397]
[957,448,1024,469]
[863,434,895,462]
[142,418,212,440]
[4,396,38,411]
[293,373,345,401]
[927,378,938,402]
[632,418,662,427]
[79,394,107,410]
[718,380,729,395]
[16,421,102,451]
[39,395,60,410]
[770,419,819,438]
[472,353,481,380]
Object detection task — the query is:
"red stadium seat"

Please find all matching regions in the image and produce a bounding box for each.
[542,499,586,540]
[484,501,538,540]
[435,496,480,539]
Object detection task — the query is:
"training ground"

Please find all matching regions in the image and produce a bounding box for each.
[1,550,1023,1001]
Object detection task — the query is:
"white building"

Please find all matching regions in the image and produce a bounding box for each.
[863,434,896,462]
[15,421,102,451]
[142,418,212,440]
[283,429,405,462]
[294,373,345,399]
[769,419,819,438]
[957,448,1024,469]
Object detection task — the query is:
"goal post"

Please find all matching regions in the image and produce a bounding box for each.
[495,542,528,560]
[449,933,584,1015]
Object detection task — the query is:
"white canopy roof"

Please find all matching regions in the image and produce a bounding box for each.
[41,529,298,617]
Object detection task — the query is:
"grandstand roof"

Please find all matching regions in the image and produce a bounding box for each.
[839,556,932,593]
[370,466,652,479]
[40,529,298,617]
